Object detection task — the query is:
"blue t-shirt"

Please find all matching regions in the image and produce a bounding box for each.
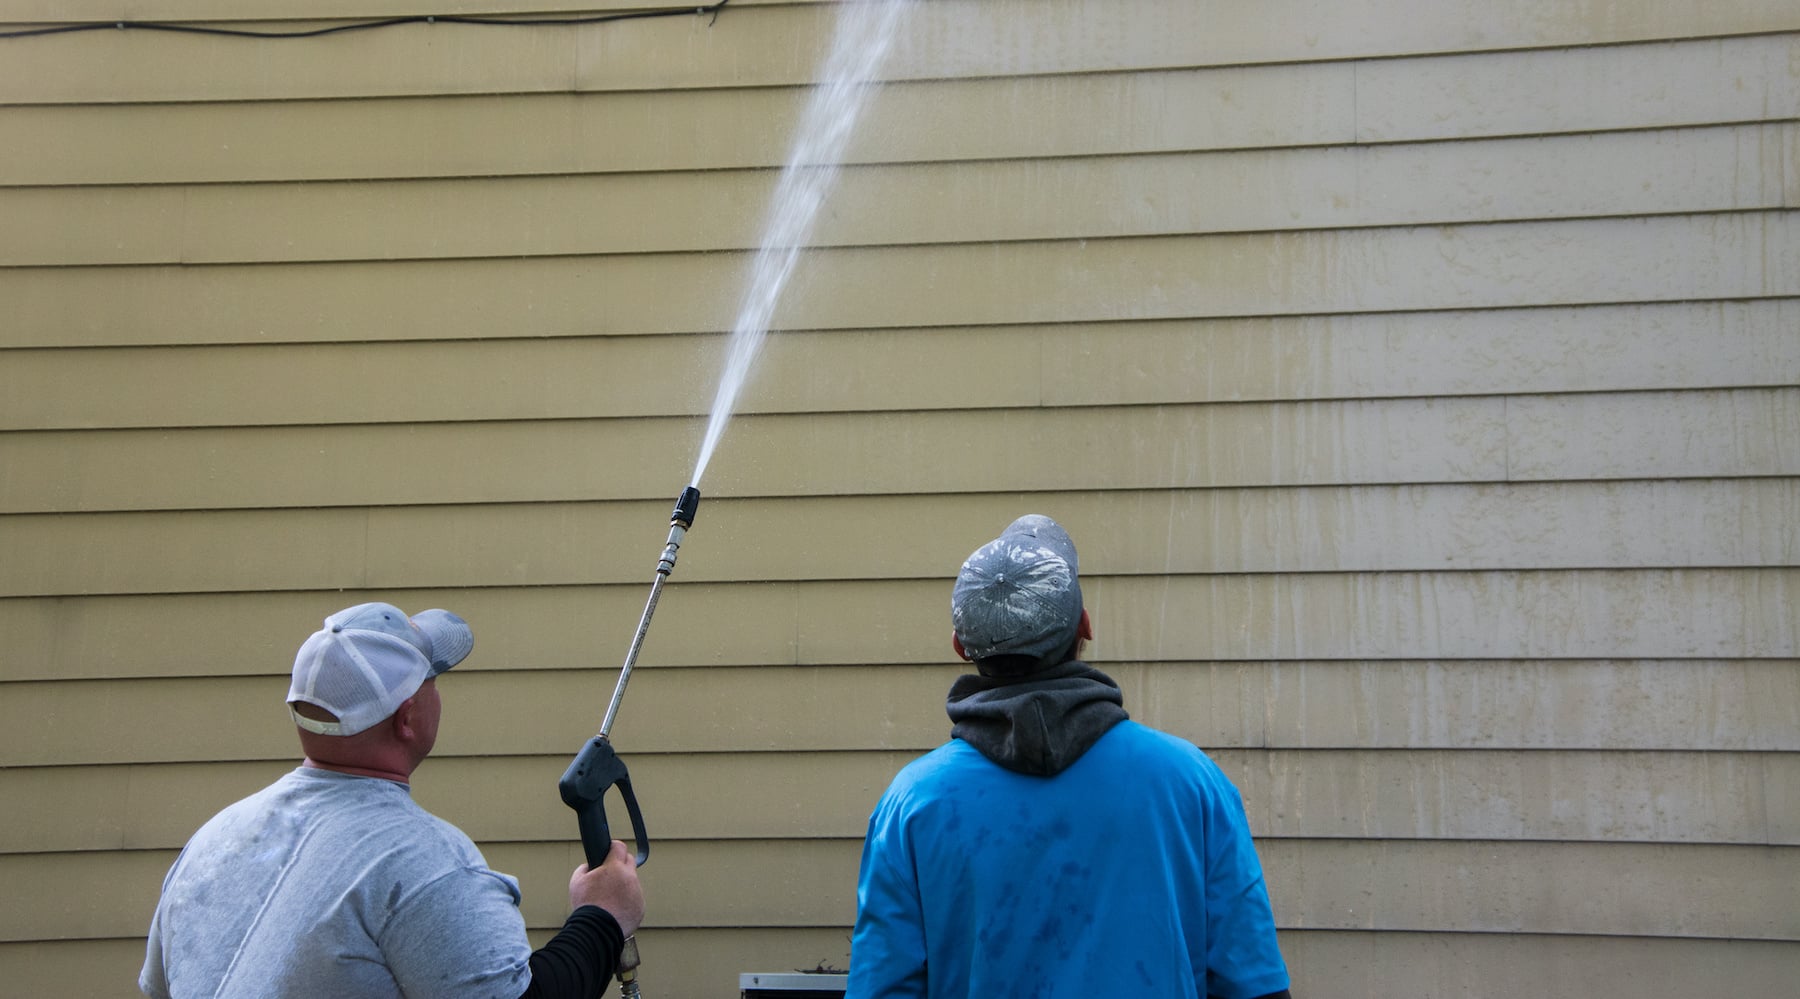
[141,767,534,999]
[848,721,1289,999]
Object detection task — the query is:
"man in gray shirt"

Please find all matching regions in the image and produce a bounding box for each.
[141,601,644,999]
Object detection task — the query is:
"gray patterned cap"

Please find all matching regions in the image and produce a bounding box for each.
[951,514,1084,672]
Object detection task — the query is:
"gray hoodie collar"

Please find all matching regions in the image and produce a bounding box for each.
[946,660,1129,776]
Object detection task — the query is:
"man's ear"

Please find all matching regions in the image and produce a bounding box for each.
[389,697,420,743]
[1077,608,1093,641]
[952,632,973,662]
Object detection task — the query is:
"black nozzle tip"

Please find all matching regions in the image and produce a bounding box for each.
[672,486,701,528]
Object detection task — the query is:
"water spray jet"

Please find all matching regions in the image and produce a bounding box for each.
[555,2,914,993]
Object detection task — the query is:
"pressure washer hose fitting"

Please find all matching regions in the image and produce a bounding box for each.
[656,486,701,576]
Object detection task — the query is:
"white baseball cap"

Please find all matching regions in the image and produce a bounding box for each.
[287,602,473,736]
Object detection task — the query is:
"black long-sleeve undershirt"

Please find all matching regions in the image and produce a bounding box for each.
[517,906,625,999]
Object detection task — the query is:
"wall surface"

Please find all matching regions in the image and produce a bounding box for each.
[2,1,1797,996]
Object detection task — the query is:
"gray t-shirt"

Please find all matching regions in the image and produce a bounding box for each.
[141,766,534,999]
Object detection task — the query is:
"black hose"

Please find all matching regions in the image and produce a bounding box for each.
[0,1,730,40]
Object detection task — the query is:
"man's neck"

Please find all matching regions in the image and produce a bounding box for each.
[302,757,410,785]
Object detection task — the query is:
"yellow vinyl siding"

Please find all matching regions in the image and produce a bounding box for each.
[4,389,1798,516]
[5,481,1799,601]
[5,0,1799,105]
[6,33,1797,187]
[10,838,1797,942]
[6,303,1798,430]
[6,932,1799,999]
[10,641,1800,765]
[7,214,1798,349]
[3,0,1796,995]
[7,122,1797,267]
[8,748,1794,857]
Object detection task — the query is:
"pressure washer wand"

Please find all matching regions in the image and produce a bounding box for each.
[601,485,701,739]
[558,485,701,999]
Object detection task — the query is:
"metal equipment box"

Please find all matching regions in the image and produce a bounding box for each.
[739,971,849,998]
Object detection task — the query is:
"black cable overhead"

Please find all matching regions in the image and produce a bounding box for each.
[0,1,730,40]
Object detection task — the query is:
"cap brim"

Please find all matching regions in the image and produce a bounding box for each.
[411,609,473,674]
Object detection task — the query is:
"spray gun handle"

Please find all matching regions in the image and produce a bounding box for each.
[558,735,651,868]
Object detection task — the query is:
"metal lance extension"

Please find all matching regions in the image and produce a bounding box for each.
[558,486,701,999]
[602,485,701,740]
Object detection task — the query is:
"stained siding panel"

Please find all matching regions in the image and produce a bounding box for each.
[1509,389,1800,480]
[6,301,1798,431]
[1356,33,1800,142]
[10,839,1797,942]
[8,749,1796,856]
[1278,933,1800,999]
[8,33,1797,188]
[1234,750,1800,844]
[5,0,1799,103]
[4,389,1797,516]
[0,399,1517,512]
[1045,301,1800,406]
[4,0,703,17]
[4,480,1798,596]
[8,652,1798,767]
[9,213,1800,349]
[0,71,1362,185]
[8,932,1800,999]
[8,123,1796,267]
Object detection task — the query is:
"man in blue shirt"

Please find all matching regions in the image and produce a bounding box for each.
[848,516,1292,999]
